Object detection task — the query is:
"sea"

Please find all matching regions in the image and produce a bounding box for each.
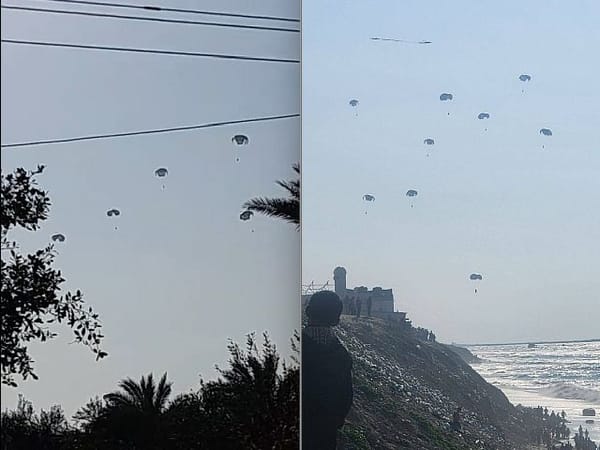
[468,340,600,444]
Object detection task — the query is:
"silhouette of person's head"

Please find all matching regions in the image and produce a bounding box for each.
[306,291,343,326]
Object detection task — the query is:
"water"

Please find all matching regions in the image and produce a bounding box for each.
[468,340,600,444]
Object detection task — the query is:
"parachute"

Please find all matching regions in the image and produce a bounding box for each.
[232,135,249,162]
[478,113,491,131]
[154,167,168,177]
[107,208,121,230]
[440,93,453,116]
[362,194,375,215]
[232,135,249,146]
[406,190,418,208]
[349,99,359,116]
[539,128,552,149]
[469,273,483,293]
[239,210,253,221]
[423,138,435,157]
[51,233,65,242]
[154,167,168,190]
[519,74,532,93]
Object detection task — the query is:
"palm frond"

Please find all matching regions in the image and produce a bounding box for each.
[155,373,173,411]
[242,163,300,230]
[242,198,299,226]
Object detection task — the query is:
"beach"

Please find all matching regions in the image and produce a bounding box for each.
[468,341,600,444]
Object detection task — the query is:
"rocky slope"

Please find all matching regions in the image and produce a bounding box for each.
[334,316,539,450]
[445,344,483,364]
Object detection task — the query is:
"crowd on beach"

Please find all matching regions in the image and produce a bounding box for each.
[528,406,598,450]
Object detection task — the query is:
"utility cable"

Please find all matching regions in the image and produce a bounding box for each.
[0,5,299,33]
[39,0,300,23]
[1,113,300,149]
[1,39,300,64]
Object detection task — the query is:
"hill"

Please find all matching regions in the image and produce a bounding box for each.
[445,344,483,364]
[333,316,541,450]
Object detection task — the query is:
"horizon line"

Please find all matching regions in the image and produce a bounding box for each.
[455,338,600,347]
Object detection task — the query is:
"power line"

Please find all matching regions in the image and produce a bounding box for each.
[0,5,299,34]
[39,0,300,23]
[1,39,300,64]
[1,113,300,149]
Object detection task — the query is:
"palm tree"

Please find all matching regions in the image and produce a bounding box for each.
[99,372,172,449]
[104,372,172,414]
[243,163,300,229]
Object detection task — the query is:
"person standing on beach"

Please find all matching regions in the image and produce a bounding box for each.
[356,296,362,318]
[366,296,372,317]
[302,291,353,450]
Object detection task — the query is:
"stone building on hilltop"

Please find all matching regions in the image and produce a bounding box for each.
[302,266,408,324]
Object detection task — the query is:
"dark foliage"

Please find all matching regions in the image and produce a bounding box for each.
[1,333,299,449]
[1,166,106,387]
[200,332,299,449]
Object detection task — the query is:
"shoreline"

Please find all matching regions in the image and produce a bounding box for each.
[500,386,600,444]
[462,338,600,347]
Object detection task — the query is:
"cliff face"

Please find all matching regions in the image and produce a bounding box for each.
[445,344,483,364]
[334,316,534,450]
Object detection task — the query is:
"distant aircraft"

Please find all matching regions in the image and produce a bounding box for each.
[370,37,432,44]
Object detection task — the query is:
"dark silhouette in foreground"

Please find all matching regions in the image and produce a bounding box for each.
[302,291,353,450]
[1,166,106,387]
[1,333,299,450]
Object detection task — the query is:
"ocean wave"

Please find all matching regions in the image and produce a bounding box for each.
[541,383,600,403]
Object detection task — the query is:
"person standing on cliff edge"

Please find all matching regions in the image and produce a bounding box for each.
[302,291,353,450]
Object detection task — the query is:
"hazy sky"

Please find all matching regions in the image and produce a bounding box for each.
[1,0,300,416]
[302,0,600,345]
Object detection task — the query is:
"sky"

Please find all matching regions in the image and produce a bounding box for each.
[1,0,300,416]
[302,0,600,345]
